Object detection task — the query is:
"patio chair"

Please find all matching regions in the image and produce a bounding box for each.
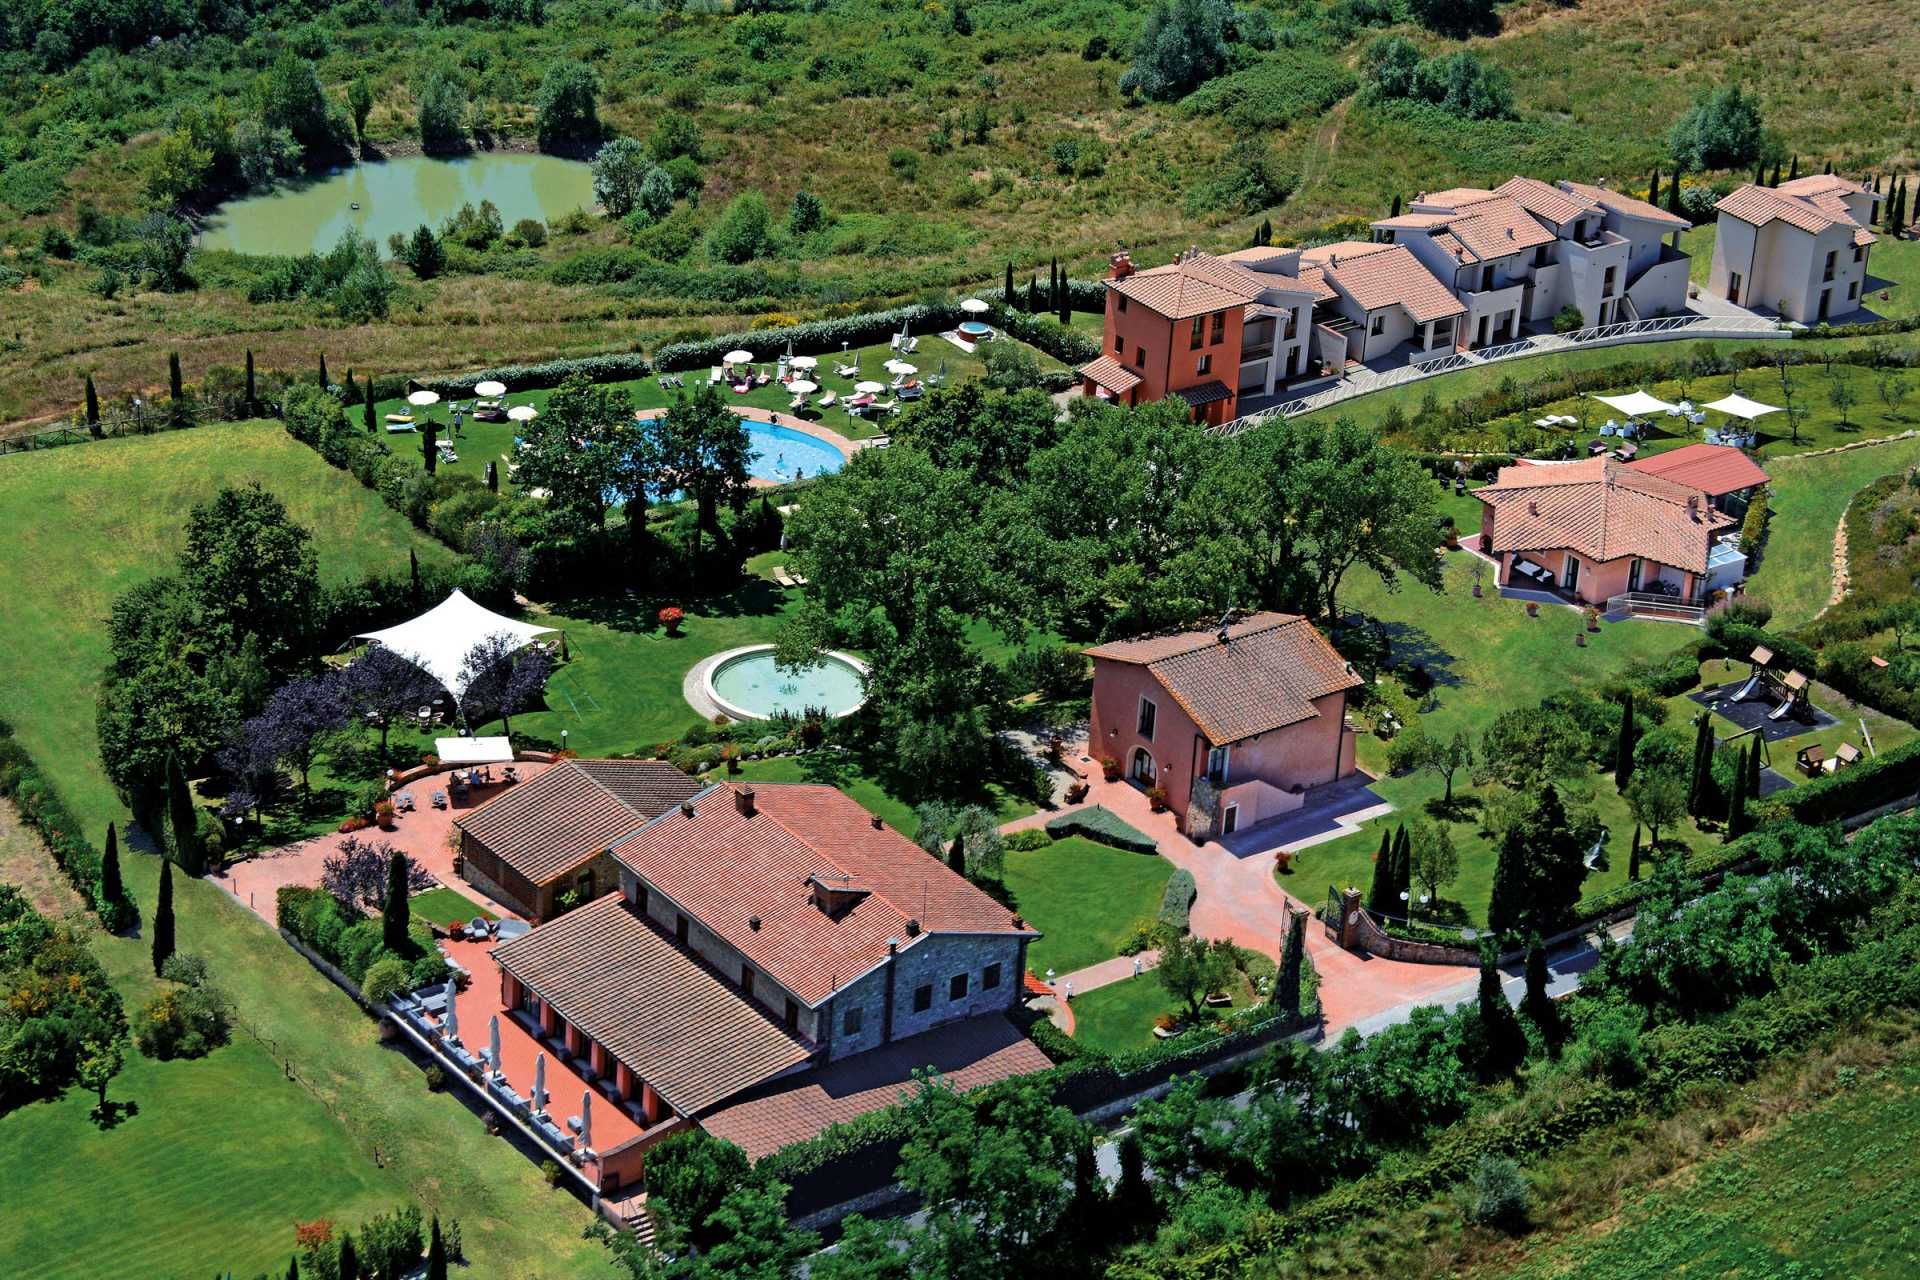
[789,394,808,411]
[901,336,918,353]
[431,790,448,809]
[396,791,415,812]
[834,361,858,377]
[818,390,837,409]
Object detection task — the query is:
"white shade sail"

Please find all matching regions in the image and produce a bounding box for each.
[473,380,507,398]
[1702,393,1784,421]
[354,590,556,702]
[435,736,515,765]
[1591,390,1678,417]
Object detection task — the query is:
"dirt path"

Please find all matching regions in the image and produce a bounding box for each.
[0,798,88,920]
[1824,502,1852,615]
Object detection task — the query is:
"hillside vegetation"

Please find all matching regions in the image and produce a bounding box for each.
[0,0,1914,422]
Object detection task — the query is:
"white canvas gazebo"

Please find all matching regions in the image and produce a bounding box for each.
[1701,393,1784,421]
[1591,390,1680,418]
[354,590,556,704]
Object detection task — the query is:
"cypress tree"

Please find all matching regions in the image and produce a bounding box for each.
[409,548,422,605]
[84,373,100,430]
[1004,261,1015,306]
[383,849,410,952]
[1388,193,1401,218]
[1787,155,1799,181]
[1049,257,1059,309]
[1752,158,1765,185]
[485,460,499,492]
[1521,935,1558,1041]
[337,1233,359,1280]
[1725,745,1749,841]
[1273,907,1306,1018]
[1392,824,1413,911]
[1747,734,1764,799]
[363,375,376,432]
[1476,940,1524,1076]
[1647,167,1660,206]
[1628,824,1642,881]
[287,1256,300,1280]
[427,1218,447,1280]
[1768,160,1781,187]
[1367,827,1392,911]
[1027,275,1041,312]
[1686,713,1715,817]
[1614,694,1636,790]
[245,349,257,414]
[152,859,175,976]
[100,822,129,930]
[168,351,187,428]
[1258,217,1272,246]
[318,352,329,389]
[1667,168,1686,218]
[1115,1131,1153,1228]
[165,752,202,876]
[1058,275,1070,326]
[1824,159,1834,175]
[423,421,438,474]
[947,834,966,878]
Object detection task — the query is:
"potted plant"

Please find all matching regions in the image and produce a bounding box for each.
[1147,785,1169,813]
[421,752,440,770]
[1273,849,1294,874]
[1099,756,1121,783]
[374,798,396,829]
[1585,607,1602,632]
[1525,600,1540,618]
[721,744,741,775]
[1152,1012,1180,1038]
[1065,780,1089,804]
[658,606,685,637]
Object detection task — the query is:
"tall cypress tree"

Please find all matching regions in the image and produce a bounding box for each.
[337,1233,359,1280]
[1752,158,1765,185]
[168,351,187,428]
[1273,907,1306,1018]
[1392,824,1412,911]
[1004,261,1015,307]
[363,375,376,432]
[422,421,438,474]
[383,849,411,952]
[245,349,257,414]
[1058,275,1070,326]
[426,1218,447,1280]
[1824,159,1834,175]
[409,548,422,605]
[1746,734,1764,799]
[947,833,966,878]
[1614,694,1636,791]
[485,460,499,492]
[152,859,175,977]
[100,821,129,930]
[286,1255,300,1280]
[1647,167,1660,206]
[318,351,329,389]
[1027,275,1041,312]
[84,373,100,430]
[1628,824,1642,881]
[1725,745,1749,841]
[1768,160,1781,187]
[1476,939,1524,1077]
[165,752,202,876]
[1686,713,1715,817]
[1787,155,1799,181]
[1521,935,1558,1042]
[1367,827,1393,911]
[1667,168,1686,218]
[1388,194,1401,219]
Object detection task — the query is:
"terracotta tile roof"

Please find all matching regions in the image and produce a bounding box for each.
[698,1015,1051,1157]
[1500,176,1600,225]
[456,759,699,885]
[493,894,812,1115]
[1278,261,1341,304]
[1474,457,1734,574]
[1626,443,1771,497]
[1214,248,1327,299]
[1778,174,1876,202]
[612,783,1033,1007]
[1112,252,1267,319]
[1079,354,1141,396]
[1301,242,1465,323]
[1085,612,1362,747]
[1558,180,1691,230]
[1173,380,1234,408]
[1714,183,1873,245]
[1419,186,1496,207]
[1373,212,1454,230]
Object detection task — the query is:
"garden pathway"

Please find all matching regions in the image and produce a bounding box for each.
[1004,742,1471,1037]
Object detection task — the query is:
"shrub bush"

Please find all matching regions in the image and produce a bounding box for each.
[134,980,233,1060]
[1159,869,1198,933]
[1465,1154,1530,1231]
[1045,805,1158,853]
[1004,827,1054,853]
[362,955,412,1004]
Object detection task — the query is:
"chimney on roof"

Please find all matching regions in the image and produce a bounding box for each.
[905,918,921,937]
[1687,494,1700,517]
[886,938,899,955]
[748,915,761,931]
[1528,499,1539,516]
[1506,226,1514,239]
[680,800,696,818]
[1012,914,1025,929]
[734,786,757,818]
[870,813,884,830]
[1108,251,1134,281]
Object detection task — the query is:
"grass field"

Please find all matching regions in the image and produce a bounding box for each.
[1066,973,1176,1057]
[0,424,613,1279]
[1001,836,1174,977]
[409,884,494,924]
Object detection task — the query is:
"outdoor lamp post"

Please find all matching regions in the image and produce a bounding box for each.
[561,728,569,754]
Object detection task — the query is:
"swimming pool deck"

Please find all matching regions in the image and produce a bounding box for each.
[683,644,870,723]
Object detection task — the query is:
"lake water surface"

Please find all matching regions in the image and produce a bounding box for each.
[196,153,595,256]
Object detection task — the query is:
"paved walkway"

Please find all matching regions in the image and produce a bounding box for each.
[1054,951,1159,997]
[1006,741,1471,1036]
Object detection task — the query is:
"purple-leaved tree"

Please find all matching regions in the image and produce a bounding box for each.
[244,674,347,800]
[322,835,433,914]
[459,632,553,735]
[338,644,443,759]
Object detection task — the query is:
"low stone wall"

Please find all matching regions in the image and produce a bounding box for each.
[1348,909,1480,966]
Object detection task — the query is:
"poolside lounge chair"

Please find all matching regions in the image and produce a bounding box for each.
[709,366,723,384]
[431,789,448,809]
[789,394,808,411]
[872,398,898,413]
[834,361,858,377]
[817,390,837,408]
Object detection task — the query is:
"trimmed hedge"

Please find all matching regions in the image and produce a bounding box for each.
[1772,737,1920,828]
[1045,804,1158,853]
[1159,869,1198,933]
[276,885,448,992]
[0,725,134,931]
[652,304,965,373]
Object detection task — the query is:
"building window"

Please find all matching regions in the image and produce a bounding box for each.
[741,965,755,997]
[1854,245,1865,263]
[949,973,969,1001]
[1210,312,1225,345]
[635,881,649,914]
[1850,281,1859,300]
[1207,744,1230,783]
[1196,354,1212,375]
[1368,314,1385,337]
[1134,346,1146,367]
[1189,316,1206,350]
[1603,266,1618,295]
[675,914,689,944]
[1137,696,1157,740]
[1113,332,1123,354]
[784,998,799,1031]
[983,963,1002,990]
[913,984,932,1014]
[843,1005,864,1036]
[1117,293,1127,313]
[1823,250,1837,282]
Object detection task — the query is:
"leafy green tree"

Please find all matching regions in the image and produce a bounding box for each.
[647,1130,753,1250]
[636,166,677,223]
[1476,705,1587,790]
[260,51,333,150]
[1133,1074,1235,1188]
[1520,935,1558,1040]
[705,191,773,264]
[399,224,445,279]
[1627,765,1686,851]
[535,60,601,148]
[1409,819,1458,905]
[138,213,195,292]
[658,382,752,563]
[806,1215,908,1280]
[1829,375,1858,426]
[786,189,825,238]
[152,859,176,976]
[348,74,374,146]
[591,137,650,217]
[647,112,704,164]
[165,751,202,875]
[1668,85,1767,172]
[415,70,467,152]
[182,482,320,669]
[142,129,213,208]
[1408,0,1497,36]
[1121,0,1231,101]
[1402,726,1474,806]
[1486,784,1593,938]
[511,374,632,532]
[1155,931,1235,1020]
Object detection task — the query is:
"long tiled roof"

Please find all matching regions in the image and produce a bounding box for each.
[1626,443,1771,497]
[1301,242,1465,323]
[1714,183,1876,247]
[456,760,700,884]
[1214,247,1329,299]
[1474,457,1734,573]
[1439,194,1559,261]
[1111,252,1268,319]
[612,783,1033,1006]
[1777,174,1877,202]
[1078,353,1141,395]
[1558,180,1691,231]
[492,893,812,1115]
[1085,612,1361,747]
[1499,176,1600,225]
[1418,186,1496,207]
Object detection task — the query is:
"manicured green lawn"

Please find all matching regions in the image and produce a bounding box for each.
[410,884,495,924]
[1067,973,1178,1057]
[1000,836,1174,977]
[728,752,1038,839]
[1742,434,1920,629]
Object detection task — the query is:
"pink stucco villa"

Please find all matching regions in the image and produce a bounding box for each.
[1085,612,1362,841]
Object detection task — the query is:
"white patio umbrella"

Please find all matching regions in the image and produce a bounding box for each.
[473,379,507,399]
[580,1089,593,1152]
[884,359,916,375]
[789,355,818,370]
[442,983,459,1044]
[507,404,538,423]
[488,1014,501,1074]
[532,1051,547,1114]
[724,349,754,365]
[783,338,794,358]
[787,379,818,395]
[960,297,990,314]
[407,389,441,409]
[855,380,885,395]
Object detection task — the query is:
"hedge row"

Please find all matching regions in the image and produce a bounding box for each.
[0,727,133,931]
[1045,804,1159,853]
[1159,869,1198,933]
[1772,736,1920,828]
[276,885,449,992]
[652,304,966,373]
[994,308,1102,366]
[1792,313,1920,341]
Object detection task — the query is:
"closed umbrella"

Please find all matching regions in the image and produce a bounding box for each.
[788,379,818,395]
[580,1089,593,1152]
[488,1014,501,1074]
[474,379,507,399]
[532,1051,547,1114]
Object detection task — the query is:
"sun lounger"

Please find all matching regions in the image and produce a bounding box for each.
[789,394,808,411]
[818,390,837,408]
[431,789,448,808]
[872,398,897,413]
[834,362,858,377]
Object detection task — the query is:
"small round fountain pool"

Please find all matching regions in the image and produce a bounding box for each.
[705,645,868,720]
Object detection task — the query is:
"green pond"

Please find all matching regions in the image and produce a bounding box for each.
[196,153,595,255]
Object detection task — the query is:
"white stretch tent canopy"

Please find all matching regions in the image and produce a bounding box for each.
[1591,390,1679,418]
[435,736,515,766]
[354,590,556,702]
[1702,393,1784,421]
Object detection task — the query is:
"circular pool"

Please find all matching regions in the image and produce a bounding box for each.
[704,645,868,721]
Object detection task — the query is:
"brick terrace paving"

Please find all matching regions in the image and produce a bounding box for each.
[1005,741,1469,1036]
[217,762,553,926]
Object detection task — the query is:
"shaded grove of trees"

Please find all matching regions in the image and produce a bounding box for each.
[778,387,1442,795]
[0,885,129,1118]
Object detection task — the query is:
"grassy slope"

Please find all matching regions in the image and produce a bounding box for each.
[0,425,610,1280]
[1001,836,1173,977]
